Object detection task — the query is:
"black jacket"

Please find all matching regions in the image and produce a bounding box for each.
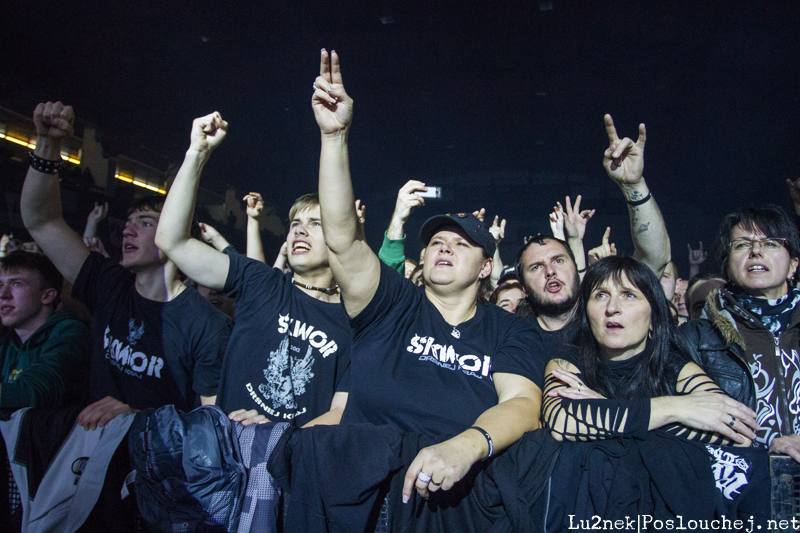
[680,287,800,448]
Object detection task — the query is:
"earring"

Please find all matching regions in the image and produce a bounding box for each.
[648,330,653,340]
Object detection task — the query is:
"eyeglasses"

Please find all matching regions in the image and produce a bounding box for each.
[729,237,788,253]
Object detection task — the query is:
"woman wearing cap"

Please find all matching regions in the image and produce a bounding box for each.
[311,48,544,512]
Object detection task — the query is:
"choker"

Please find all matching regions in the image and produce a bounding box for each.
[292,277,339,295]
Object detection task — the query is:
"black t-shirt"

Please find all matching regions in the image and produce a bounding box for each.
[341,262,546,436]
[72,252,233,411]
[528,315,564,363]
[218,251,352,426]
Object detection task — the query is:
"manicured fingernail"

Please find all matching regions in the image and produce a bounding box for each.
[613,151,620,158]
[403,495,409,504]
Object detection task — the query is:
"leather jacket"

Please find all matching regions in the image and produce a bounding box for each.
[679,288,800,448]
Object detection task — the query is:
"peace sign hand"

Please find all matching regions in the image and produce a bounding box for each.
[603,114,646,187]
[312,49,354,136]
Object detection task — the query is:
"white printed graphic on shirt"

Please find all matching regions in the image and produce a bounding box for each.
[406,334,491,378]
[103,325,164,379]
[259,336,315,410]
[127,319,145,345]
[277,314,338,358]
[750,348,800,445]
[706,446,749,500]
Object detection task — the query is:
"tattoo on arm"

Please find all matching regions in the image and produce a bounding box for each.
[637,222,650,234]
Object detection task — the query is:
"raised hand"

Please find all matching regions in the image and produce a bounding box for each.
[189,111,228,154]
[687,242,707,266]
[87,202,109,225]
[472,208,486,222]
[488,215,506,244]
[561,195,595,241]
[603,114,646,187]
[587,227,617,265]
[393,180,427,223]
[549,206,565,241]
[355,199,366,224]
[33,101,75,139]
[243,192,264,219]
[312,49,353,135]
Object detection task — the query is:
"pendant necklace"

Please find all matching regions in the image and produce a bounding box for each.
[451,326,461,339]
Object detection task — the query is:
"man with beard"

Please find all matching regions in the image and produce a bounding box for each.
[516,115,671,348]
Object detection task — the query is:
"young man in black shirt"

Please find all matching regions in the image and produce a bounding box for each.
[155,114,351,428]
[20,101,232,429]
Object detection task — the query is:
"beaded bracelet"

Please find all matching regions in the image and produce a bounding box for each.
[470,426,494,458]
[28,152,63,175]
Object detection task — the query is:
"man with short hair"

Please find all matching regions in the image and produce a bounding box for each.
[0,251,90,410]
[155,113,351,428]
[20,101,232,430]
[516,115,671,343]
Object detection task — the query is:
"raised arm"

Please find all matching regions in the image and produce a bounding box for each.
[20,102,89,283]
[561,195,593,279]
[488,215,506,287]
[603,115,670,277]
[313,49,380,317]
[154,113,231,289]
[379,180,427,273]
[243,192,266,262]
[83,202,108,240]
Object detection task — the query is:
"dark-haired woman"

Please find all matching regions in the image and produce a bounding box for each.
[681,204,800,463]
[542,256,765,526]
[543,256,757,443]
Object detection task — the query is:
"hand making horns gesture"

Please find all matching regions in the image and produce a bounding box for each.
[312,49,354,135]
[603,114,646,187]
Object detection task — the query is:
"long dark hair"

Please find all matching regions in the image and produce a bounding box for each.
[562,256,689,399]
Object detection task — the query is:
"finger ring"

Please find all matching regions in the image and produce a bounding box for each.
[312,82,319,92]
[430,480,442,487]
[417,472,432,483]
[728,417,736,427]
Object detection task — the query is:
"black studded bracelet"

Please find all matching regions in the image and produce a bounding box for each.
[28,151,63,175]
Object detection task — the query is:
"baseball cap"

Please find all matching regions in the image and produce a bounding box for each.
[419,213,496,258]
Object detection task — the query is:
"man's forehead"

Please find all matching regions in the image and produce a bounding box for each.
[0,267,37,281]
[523,240,569,263]
[292,206,321,220]
[128,209,160,222]
[431,225,472,242]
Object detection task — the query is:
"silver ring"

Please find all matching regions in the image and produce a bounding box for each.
[430,480,442,487]
[417,472,432,484]
[728,417,736,428]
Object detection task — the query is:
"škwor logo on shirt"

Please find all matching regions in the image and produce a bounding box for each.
[407,334,491,378]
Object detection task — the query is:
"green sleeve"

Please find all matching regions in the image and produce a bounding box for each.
[377,231,406,275]
[0,318,91,409]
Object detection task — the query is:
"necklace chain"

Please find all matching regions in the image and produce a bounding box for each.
[291,277,339,295]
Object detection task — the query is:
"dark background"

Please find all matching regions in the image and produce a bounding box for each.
[1,1,798,276]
